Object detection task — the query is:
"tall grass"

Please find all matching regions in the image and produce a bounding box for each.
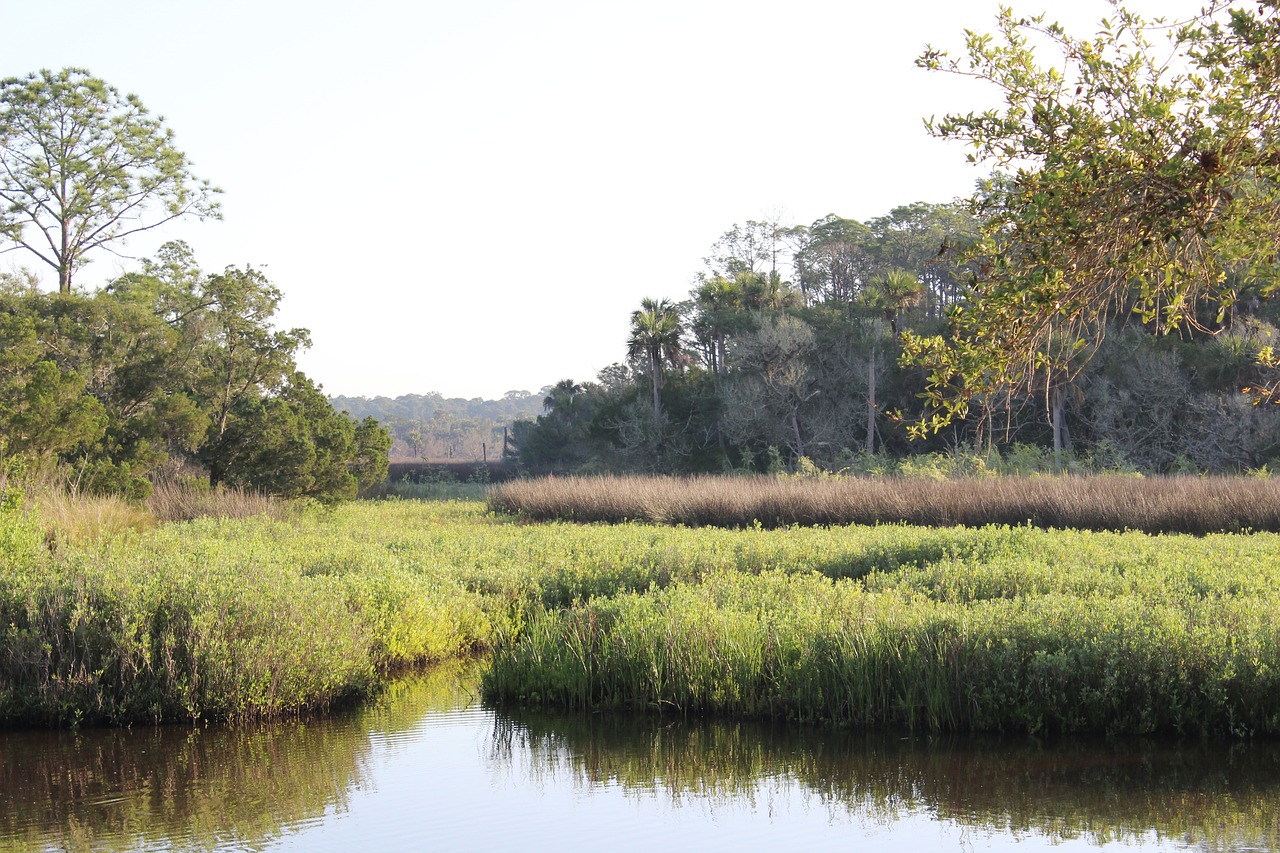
[364,479,489,502]
[34,491,156,543]
[145,479,283,523]
[488,474,1280,534]
[485,566,1280,736]
[0,500,494,725]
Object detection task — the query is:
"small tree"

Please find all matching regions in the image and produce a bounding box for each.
[0,68,221,293]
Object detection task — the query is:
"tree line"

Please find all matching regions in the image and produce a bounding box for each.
[511,201,1280,475]
[331,391,546,461]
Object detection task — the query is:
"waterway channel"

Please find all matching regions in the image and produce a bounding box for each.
[1,659,1277,851]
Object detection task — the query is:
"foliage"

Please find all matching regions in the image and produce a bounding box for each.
[203,373,368,501]
[627,296,685,422]
[0,63,384,501]
[905,2,1280,428]
[514,188,1280,474]
[0,68,220,293]
[0,245,390,501]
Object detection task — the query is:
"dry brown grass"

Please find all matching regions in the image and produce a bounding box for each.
[488,474,1280,534]
[36,490,157,543]
[145,480,284,523]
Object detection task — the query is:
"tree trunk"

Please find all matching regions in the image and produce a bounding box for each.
[866,344,877,454]
[1051,388,1067,469]
[649,350,662,422]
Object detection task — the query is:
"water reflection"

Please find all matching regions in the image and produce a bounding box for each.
[493,707,1280,852]
[0,660,479,853]
[2,661,1278,852]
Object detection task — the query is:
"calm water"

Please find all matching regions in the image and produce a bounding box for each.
[1,660,1277,852]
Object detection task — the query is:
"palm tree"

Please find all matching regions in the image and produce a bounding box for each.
[627,297,684,422]
[865,267,924,334]
[737,270,802,313]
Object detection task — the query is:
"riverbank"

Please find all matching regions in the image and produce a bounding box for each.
[0,500,494,725]
[3,496,1279,734]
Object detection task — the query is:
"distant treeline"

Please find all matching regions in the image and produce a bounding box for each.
[507,204,1280,476]
[331,392,546,461]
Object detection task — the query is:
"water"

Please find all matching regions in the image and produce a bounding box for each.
[2,660,1277,852]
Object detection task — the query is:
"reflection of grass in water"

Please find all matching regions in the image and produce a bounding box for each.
[493,707,1280,851]
[0,659,485,853]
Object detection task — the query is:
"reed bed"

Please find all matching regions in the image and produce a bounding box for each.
[488,474,1280,534]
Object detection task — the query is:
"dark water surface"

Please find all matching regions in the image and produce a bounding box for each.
[2,660,1278,852]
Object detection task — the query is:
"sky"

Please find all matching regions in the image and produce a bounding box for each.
[5,0,1195,400]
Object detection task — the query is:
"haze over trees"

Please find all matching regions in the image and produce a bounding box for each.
[330,392,545,461]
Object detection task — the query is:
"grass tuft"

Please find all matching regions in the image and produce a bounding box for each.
[35,491,156,544]
[145,480,283,523]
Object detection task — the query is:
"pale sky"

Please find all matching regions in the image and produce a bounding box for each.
[5,0,1193,400]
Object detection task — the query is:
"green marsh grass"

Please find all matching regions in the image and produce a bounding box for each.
[0,500,495,725]
[6,494,1280,735]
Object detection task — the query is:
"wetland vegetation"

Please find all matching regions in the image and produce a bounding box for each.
[5,480,1280,738]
